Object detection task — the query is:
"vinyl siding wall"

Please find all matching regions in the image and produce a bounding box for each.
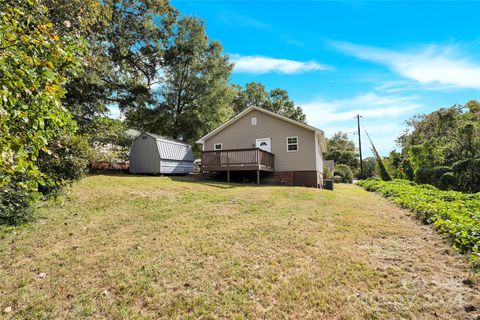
[130,136,194,174]
[129,136,161,173]
[203,110,317,172]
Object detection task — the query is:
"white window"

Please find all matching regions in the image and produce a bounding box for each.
[213,143,222,150]
[251,117,257,125]
[287,136,298,152]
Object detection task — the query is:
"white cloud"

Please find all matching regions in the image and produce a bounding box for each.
[332,41,480,90]
[301,93,421,124]
[300,93,422,155]
[231,55,330,74]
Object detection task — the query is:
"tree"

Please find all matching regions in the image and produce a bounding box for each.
[465,100,480,113]
[395,100,480,191]
[232,82,306,123]
[42,0,178,131]
[85,117,135,163]
[232,82,268,114]
[266,89,306,123]
[0,0,84,223]
[362,157,377,179]
[383,151,414,180]
[324,132,359,169]
[125,16,235,145]
[334,164,353,183]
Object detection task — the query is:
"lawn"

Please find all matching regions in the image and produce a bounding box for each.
[1,175,479,319]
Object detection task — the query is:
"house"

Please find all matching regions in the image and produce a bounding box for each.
[196,106,327,188]
[129,133,194,175]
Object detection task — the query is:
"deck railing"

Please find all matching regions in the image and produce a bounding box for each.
[201,148,274,171]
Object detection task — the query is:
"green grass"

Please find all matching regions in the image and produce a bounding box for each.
[1,175,479,319]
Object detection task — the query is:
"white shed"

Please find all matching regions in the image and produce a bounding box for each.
[129,133,194,175]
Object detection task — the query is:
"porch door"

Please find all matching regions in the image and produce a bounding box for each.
[255,138,271,153]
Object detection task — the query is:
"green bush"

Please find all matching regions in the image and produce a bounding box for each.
[0,1,84,224]
[415,165,453,188]
[357,179,480,264]
[438,172,458,190]
[452,158,480,193]
[0,183,36,225]
[334,164,353,183]
[37,135,92,197]
[414,166,434,185]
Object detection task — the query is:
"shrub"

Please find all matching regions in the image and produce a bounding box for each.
[37,135,92,197]
[0,183,36,225]
[452,158,480,193]
[438,172,458,190]
[334,164,353,183]
[414,166,434,185]
[333,175,342,183]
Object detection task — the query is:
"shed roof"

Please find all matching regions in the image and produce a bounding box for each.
[139,133,194,161]
[143,132,189,145]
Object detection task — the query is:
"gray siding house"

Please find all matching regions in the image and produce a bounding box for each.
[196,106,327,188]
[129,133,194,175]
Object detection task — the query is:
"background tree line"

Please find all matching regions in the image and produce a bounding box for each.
[388,100,480,193]
[0,0,307,224]
[324,100,480,193]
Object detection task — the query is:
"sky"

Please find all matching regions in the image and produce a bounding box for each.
[116,0,480,156]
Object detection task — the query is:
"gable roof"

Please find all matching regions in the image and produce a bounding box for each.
[196,106,327,152]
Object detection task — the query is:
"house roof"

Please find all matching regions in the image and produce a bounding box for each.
[196,106,327,152]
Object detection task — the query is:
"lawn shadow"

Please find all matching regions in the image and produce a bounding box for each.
[87,172,255,189]
[168,176,253,189]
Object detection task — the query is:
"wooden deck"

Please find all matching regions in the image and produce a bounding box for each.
[201,148,275,184]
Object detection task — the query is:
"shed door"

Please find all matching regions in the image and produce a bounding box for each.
[255,138,271,153]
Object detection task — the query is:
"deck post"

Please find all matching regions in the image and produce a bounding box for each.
[226,150,230,182]
[257,170,260,186]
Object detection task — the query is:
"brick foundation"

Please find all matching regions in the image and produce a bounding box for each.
[264,171,295,186]
[264,171,321,188]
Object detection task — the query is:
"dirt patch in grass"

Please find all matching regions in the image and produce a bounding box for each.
[0,175,478,319]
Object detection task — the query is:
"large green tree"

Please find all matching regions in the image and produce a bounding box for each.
[232,82,307,123]
[125,16,235,145]
[0,0,84,223]
[42,0,178,131]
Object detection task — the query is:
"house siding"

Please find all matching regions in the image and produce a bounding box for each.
[203,109,317,172]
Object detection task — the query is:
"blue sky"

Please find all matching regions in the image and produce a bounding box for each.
[117,1,480,156]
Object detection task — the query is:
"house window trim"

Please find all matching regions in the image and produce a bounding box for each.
[251,117,257,126]
[213,143,222,150]
[286,136,299,152]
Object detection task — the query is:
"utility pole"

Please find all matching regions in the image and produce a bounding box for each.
[356,114,364,179]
